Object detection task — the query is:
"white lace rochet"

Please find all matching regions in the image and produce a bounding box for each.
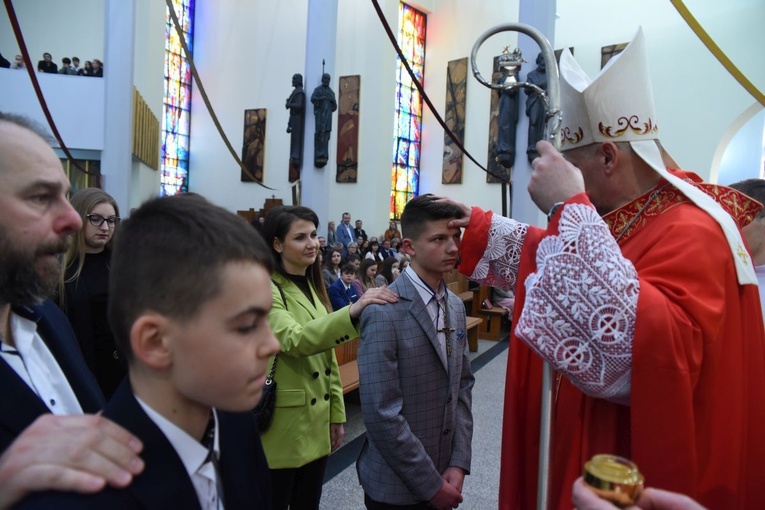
[469,205,639,400]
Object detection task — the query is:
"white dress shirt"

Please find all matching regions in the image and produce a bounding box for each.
[403,266,448,359]
[136,398,224,510]
[0,312,83,415]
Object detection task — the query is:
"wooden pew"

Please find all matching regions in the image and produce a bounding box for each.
[465,316,483,352]
[444,268,474,307]
[471,285,509,341]
[335,338,360,394]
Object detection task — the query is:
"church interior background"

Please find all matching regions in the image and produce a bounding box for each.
[0,0,762,239]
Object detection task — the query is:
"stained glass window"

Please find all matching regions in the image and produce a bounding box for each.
[161,0,194,196]
[390,3,426,219]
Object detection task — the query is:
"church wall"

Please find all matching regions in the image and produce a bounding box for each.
[188,0,762,235]
[130,0,166,208]
[555,0,765,182]
[188,0,521,237]
[188,0,309,219]
[0,0,106,151]
[717,109,765,185]
[330,0,398,236]
[417,0,521,220]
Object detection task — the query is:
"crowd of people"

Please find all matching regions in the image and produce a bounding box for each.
[315,213,410,312]
[0,51,104,77]
[1,26,765,510]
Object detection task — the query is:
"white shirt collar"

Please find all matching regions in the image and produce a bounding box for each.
[404,266,445,303]
[403,267,449,363]
[5,312,83,415]
[135,396,219,476]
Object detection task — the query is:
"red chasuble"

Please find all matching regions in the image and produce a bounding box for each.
[460,171,765,509]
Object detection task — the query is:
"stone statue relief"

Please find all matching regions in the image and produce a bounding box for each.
[286,73,305,168]
[495,48,524,169]
[311,73,337,168]
[525,52,548,161]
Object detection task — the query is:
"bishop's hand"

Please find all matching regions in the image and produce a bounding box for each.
[529,140,585,213]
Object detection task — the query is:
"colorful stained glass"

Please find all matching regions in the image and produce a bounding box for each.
[390,3,426,219]
[161,0,194,196]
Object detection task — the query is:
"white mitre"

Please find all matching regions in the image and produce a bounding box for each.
[557,27,756,285]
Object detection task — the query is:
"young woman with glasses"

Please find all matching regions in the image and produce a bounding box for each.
[57,188,124,398]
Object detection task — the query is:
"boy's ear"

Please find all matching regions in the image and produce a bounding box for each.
[130,313,173,369]
[400,238,416,257]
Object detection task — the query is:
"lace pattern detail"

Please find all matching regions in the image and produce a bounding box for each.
[516,204,639,399]
[469,215,528,291]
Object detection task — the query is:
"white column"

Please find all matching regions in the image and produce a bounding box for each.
[101,0,135,216]
[512,0,557,226]
[301,0,338,221]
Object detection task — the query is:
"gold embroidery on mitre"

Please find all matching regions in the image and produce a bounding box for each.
[561,126,584,147]
[598,116,659,138]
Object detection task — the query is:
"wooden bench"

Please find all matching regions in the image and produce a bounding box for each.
[335,338,360,394]
[444,269,474,309]
[465,316,482,352]
[338,360,360,393]
[471,285,509,341]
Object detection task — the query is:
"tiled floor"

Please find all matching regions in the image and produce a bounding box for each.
[319,337,509,509]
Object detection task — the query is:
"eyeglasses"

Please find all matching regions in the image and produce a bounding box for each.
[86,214,121,228]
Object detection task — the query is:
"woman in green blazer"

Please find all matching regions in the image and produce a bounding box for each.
[261,206,396,510]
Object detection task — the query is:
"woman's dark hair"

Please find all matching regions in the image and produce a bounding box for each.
[356,259,379,292]
[262,205,330,311]
[378,256,399,285]
[323,248,343,271]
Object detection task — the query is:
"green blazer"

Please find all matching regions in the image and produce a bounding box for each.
[262,272,359,469]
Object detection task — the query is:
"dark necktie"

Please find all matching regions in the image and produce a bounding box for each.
[201,412,225,507]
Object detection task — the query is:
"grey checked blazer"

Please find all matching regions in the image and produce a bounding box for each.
[356,274,475,505]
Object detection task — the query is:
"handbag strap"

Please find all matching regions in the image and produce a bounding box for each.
[267,279,289,381]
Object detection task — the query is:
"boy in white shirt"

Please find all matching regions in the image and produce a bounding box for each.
[20,194,280,509]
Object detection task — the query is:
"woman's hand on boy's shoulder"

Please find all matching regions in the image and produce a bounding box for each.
[348,287,398,319]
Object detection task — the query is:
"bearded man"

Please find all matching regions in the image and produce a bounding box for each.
[0,113,142,507]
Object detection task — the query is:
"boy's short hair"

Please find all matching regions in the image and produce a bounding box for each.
[108,194,273,362]
[341,263,357,275]
[400,194,465,240]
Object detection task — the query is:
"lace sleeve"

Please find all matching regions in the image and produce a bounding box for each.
[515,204,639,401]
[466,215,528,291]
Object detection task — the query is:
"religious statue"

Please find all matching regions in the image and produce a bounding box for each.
[311,72,337,168]
[495,48,524,169]
[525,52,548,161]
[285,73,305,169]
